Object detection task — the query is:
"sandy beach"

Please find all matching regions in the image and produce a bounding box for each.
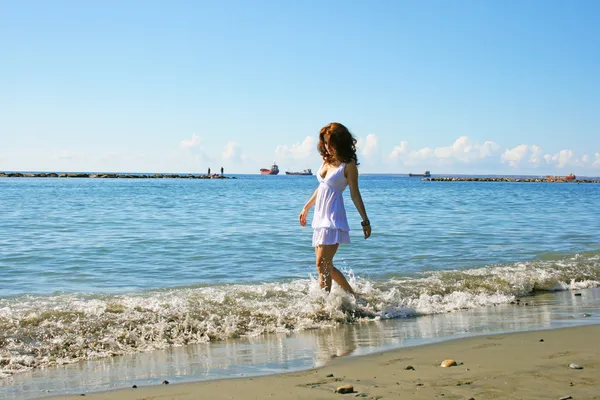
[43,324,599,400]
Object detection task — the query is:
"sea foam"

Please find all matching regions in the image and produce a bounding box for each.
[1,251,598,378]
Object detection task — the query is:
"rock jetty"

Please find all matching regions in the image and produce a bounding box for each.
[423,177,600,183]
[0,172,234,179]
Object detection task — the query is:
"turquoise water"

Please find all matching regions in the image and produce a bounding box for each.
[1,174,600,395]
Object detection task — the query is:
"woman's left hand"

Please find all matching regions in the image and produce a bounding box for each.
[362,225,371,239]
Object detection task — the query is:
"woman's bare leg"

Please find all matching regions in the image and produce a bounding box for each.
[332,266,354,294]
[315,244,354,294]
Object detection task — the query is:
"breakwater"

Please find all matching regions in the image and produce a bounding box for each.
[423,176,600,183]
[0,172,233,179]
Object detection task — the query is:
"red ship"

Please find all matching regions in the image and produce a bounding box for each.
[260,163,279,175]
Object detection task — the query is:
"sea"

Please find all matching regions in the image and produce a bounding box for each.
[1,173,599,399]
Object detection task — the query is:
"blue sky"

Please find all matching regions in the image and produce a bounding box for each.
[1,0,599,175]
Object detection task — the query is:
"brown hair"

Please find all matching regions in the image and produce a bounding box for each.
[318,122,359,165]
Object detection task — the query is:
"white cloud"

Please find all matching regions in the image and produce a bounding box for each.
[272,136,322,171]
[274,136,317,161]
[501,144,597,170]
[593,152,600,168]
[433,136,500,163]
[501,144,551,168]
[528,145,545,167]
[3,133,597,175]
[480,141,500,159]
[180,134,202,149]
[388,143,436,166]
[501,144,529,168]
[221,141,245,163]
[356,134,379,159]
[389,136,499,166]
[178,134,212,171]
[551,149,583,168]
[389,141,409,160]
[405,147,434,165]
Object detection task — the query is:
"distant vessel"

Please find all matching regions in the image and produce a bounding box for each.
[546,173,576,182]
[260,163,279,175]
[285,169,312,176]
[409,170,431,177]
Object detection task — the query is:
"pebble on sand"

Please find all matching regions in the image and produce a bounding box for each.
[440,360,458,367]
[335,385,355,394]
[569,363,583,369]
[405,365,415,370]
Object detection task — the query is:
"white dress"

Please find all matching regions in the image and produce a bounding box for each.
[311,162,351,247]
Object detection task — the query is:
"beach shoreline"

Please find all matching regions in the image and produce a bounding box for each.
[3,287,596,400]
[40,324,599,400]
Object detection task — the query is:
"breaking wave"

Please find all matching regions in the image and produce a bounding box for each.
[1,251,599,378]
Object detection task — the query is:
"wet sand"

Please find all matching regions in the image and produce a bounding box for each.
[44,324,599,400]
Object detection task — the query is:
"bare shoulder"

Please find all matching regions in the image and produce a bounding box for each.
[345,160,359,179]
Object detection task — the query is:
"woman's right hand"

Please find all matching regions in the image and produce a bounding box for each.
[299,207,309,226]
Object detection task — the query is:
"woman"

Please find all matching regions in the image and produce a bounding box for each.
[299,122,371,294]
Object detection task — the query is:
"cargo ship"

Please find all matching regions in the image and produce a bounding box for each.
[260,163,279,175]
[285,169,312,176]
[409,170,431,177]
[546,173,576,182]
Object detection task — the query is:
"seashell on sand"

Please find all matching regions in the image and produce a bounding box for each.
[569,363,583,369]
[440,359,457,367]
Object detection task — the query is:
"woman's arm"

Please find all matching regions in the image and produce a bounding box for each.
[299,187,319,226]
[346,161,371,239]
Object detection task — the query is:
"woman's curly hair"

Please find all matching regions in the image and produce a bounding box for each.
[318,122,359,165]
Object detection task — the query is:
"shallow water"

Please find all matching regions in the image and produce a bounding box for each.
[2,175,599,296]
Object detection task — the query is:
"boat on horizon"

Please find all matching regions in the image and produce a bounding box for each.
[285,169,312,176]
[260,163,279,175]
[409,170,431,177]
[546,173,576,182]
